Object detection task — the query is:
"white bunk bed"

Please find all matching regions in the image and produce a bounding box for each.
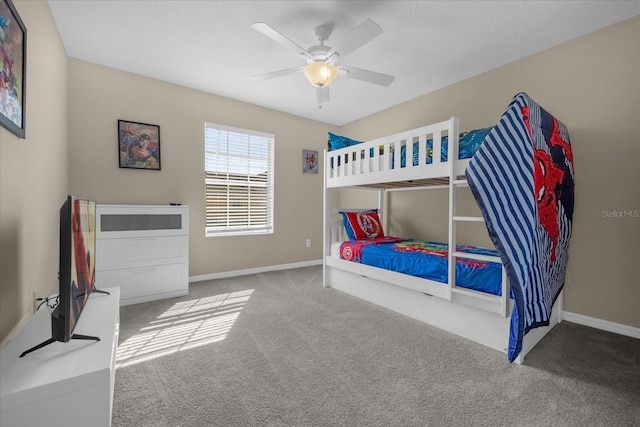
[322,95,571,363]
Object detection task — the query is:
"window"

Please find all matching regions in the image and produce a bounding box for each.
[204,123,274,236]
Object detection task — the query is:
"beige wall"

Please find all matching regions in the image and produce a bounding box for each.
[1,7,637,349]
[338,16,640,328]
[67,60,337,278]
[0,1,68,347]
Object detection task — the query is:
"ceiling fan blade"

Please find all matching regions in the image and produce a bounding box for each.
[327,19,383,60]
[317,86,330,103]
[340,65,395,87]
[251,22,312,60]
[251,67,303,81]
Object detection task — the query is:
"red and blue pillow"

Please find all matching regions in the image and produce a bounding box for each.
[339,209,385,240]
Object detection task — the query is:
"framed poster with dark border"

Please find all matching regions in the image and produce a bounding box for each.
[117,119,161,170]
[0,0,27,138]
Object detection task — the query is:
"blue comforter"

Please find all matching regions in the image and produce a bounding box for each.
[340,238,503,295]
[396,127,493,166]
[329,127,493,168]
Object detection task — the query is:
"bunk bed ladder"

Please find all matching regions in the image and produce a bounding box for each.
[447,118,508,317]
[446,118,459,302]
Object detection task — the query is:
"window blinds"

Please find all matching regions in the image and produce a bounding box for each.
[205,123,274,236]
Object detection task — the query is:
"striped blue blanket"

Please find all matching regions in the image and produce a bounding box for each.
[466,93,574,362]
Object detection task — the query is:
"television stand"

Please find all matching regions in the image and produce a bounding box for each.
[19,334,101,358]
[18,286,111,358]
[1,288,120,427]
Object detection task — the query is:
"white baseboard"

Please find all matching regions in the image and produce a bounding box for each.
[189,259,322,283]
[563,311,640,339]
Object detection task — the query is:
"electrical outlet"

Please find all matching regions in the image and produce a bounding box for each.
[305,239,311,248]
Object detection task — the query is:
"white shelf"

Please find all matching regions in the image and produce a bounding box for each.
[0,288,120,427]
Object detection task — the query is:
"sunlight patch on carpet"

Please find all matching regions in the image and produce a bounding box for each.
[116,289,254,368]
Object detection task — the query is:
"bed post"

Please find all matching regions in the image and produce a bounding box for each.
[446,117,460,301]
[378,189,386,231]
[323,149,329,288]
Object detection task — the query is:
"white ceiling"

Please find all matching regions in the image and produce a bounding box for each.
[47,0,639,126]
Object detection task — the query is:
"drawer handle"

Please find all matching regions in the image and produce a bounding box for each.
[129,267,158,274]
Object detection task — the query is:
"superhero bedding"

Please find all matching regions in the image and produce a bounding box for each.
[328,127,492,167]
[329,93,574,362]
[339,237,504,295]
[466,92,574,361]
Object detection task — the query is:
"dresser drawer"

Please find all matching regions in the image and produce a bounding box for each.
[96,263,187,305]
[95,204,189,305]
[97,205,188,239]
[96,235,188,271]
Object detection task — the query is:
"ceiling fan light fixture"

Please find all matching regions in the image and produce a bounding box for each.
[303,61,338,87]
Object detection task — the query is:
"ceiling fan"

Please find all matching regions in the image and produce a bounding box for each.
[251,19,395,103]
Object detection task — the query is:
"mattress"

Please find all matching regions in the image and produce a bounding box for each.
[330,241,344,258]
[338,238,503,295]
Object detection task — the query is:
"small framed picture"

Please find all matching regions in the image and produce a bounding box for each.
[118,120,161,170]
[302,149,318,174]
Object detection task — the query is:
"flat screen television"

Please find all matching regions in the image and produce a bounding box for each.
[20,195,107,357]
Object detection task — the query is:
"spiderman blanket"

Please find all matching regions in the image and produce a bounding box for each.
[466,93,574,362]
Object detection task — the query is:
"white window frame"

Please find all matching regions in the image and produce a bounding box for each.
[204,123,274,237]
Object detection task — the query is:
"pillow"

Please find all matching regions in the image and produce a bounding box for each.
[339,209,385,240]
[328,132,363,151]
[458,127,493,160]
[424,127,493,163]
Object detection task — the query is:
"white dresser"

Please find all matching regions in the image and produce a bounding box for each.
[95,204,189,306]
